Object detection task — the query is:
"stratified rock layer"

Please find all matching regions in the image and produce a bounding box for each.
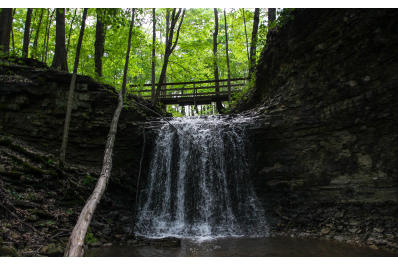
[0,60,157,256]
[0,61,155,174]
[238,9,398,252]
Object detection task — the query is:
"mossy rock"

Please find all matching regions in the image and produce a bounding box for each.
[0,246,18,257]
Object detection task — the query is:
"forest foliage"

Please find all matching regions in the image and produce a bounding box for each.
[2,8,286,115]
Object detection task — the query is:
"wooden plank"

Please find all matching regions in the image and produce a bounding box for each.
[133,83,245,93]
[141,90,239,99]
[129,77,248,87]
[160,94,230,105]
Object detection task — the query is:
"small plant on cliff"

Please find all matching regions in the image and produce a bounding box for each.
[81,174,96,186]
[66,208,73,215]
[84,229,98,245]
[224,74,255,112]
[273,8,295,30]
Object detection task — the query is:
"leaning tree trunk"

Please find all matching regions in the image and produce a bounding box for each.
[161,9,170,106]
[22,8,33,58]
[213,8,223,113]
[224,9,231,102]
[94,8,105,77]
[151,8,156,103]
[0,8,13,56]
[59,8,88,168]
[51,8,68,71]
[64,8,135,257]
[249,8,260,76]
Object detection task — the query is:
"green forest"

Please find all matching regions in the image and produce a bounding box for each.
[1,7,398,258]
[0,8,285,115]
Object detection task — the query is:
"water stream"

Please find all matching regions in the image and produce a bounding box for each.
[86,237,396,257]
[135,115,267,240]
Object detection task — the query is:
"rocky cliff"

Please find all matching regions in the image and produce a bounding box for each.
[238,9,398,252]
[0,58,157,256]
[0,59,156,170]
[1,8,398,256]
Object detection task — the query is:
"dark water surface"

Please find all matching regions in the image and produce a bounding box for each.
[86,237,396,257]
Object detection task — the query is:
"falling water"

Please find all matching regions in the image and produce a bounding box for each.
[135,115,267,240]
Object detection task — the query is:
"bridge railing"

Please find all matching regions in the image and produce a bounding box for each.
[129,77,248,103]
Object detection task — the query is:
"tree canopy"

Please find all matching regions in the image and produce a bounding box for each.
[6,8,285,115]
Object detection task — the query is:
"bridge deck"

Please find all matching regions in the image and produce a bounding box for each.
[159,93,230,106]
[130,78,247,106]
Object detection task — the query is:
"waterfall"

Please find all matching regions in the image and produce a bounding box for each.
[135,115,268,240]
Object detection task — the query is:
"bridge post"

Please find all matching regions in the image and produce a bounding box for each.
[180,82,185,114]
[194,83,199,114]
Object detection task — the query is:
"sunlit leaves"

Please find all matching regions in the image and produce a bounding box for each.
[10,8,273,97]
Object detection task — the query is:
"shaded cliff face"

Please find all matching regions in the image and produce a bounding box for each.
[0,60,156,175]
[0,59,159,255]
[238,9,398,251]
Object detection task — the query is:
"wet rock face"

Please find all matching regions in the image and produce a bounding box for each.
[240,9,398,251]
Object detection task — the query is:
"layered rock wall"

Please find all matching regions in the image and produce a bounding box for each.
[0,60,159,255]
[240,9,398,251]
[0,61,154,176]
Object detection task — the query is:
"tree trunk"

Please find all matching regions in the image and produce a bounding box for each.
[242,8,250,71]
[249,8,260,76]
[11,9,16,54]
[42,9,55,63]
[213,8,223,113]
[66,8,78,55]
[22,8,33,58]
[51,8,68,72]
[162,9,170,103]
[94,9,105,77]
[44,9,55,63]
[155,52,169,104]
[0,8,13,56]
[59,8,88,168]
[41,9,49,61]
[165,9,170,51]
[153,8,185,106]
[32,9,43,59]
[268,8,276,25]
[64,9,135,257]
[151,8,156,103]
[224,9,231,102]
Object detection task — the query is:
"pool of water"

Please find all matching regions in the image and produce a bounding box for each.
[86,237,396,257]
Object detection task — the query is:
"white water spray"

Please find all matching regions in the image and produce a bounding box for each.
[135,115,267,240]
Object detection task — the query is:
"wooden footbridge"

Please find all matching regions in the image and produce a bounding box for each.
[130,77,248,106]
